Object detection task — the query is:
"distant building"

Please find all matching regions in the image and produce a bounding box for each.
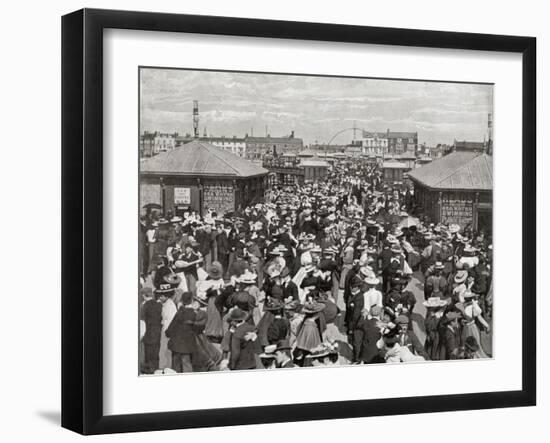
[245,131,303,159]
[302,159,329,182]
[386,130,418,156]
[204,136,246,158]
[430,144,453,159]
[140,132,156,157]
[381,160,408,185]
[344,145,363,158]
[140,131,178,157]
[361,131,388,155]
[454,140,487,153]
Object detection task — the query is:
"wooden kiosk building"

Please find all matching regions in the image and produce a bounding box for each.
[140,140,268,217]
[407,151,493,232]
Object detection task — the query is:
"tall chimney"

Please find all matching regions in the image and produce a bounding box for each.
[193,100,199,138]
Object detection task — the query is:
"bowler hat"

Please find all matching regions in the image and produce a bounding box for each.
[275,339,292,351]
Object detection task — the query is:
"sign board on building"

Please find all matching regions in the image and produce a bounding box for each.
[203,184,235,215]
[440,197,474,228]
[174,187,191,205]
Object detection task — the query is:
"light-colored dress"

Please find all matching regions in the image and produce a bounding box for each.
[159,298,177,369]
[295,315,322,351]
[460,301,489,358]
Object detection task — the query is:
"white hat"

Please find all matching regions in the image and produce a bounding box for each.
[365,276,380,285]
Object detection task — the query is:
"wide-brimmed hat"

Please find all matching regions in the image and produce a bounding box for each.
[259,344,277,359]
[155,283,176,295]
[306,343,338,359]
[454,270,468,284]
[237,270,258,284]
[423,297,449,308]
[206,262,223,279]
[386,234,399,244]
[302,301,326,314]
[275,339,292,351]
[309,245,322,254]
[463,244,478,253]
[226,307,248,323]
[365,276,380,285]
[463,290,475,299]
[434,261,445,270]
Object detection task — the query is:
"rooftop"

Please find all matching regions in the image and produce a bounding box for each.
[408,151,492,191]
[388,131,418,139]
[246,136,303,143]
[382,161,408,169]
[140,140,268,178]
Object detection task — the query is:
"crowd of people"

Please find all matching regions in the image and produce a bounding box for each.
[139,161,493,374]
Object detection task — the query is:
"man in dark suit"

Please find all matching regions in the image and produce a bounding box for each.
[215,223,230,274]
[140,288,163,373]
[228,308,261,370]
[274,339,295,368]
[278,267,299,301]
[353,305,383,364]
[165,291,199,372]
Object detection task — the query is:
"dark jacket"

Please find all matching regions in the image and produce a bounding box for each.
[229,323,261,370]
[141,299,162,345]
[353,317,382,363]
[281,280,299,301]
[216,230,230,257]
[165,307,199,355]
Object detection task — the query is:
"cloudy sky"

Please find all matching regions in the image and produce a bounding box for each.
[140,68,493,146]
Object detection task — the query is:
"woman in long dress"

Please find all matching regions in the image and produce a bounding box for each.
[457,291,490,358]
[294,302,326,366]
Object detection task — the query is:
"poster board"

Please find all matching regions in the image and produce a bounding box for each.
[174,187,191,205]
[439,196,474,227]
[203,184,235,215]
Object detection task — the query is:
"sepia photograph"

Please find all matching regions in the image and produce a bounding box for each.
[138,67,494,375]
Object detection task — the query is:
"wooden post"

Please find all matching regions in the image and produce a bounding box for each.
[437,191,443,224]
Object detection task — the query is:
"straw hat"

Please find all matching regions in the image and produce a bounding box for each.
[423,297,449,308]
[454,270,468,284]
[237,270,258,284]
[365,276,380,286]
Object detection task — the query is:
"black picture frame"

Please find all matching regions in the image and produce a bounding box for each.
[61,8,537,435]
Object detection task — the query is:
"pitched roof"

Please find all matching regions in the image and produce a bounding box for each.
[140,140,268,178]
[388,131,417,139]
[408,151,492,191]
